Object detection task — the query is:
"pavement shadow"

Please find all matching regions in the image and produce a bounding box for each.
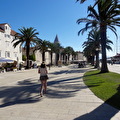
[73,77,120,120]
[74,103,119,120]
[0,76,87,107]
[105,86,120,109]
[46,75,87,98]
[45,68,89,98]
[0,67,89,108]
[50,70,69,75]
[50,69,87,75]
[0,79,40,108]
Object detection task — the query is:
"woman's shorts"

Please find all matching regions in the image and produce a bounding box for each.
[40,75,48,81]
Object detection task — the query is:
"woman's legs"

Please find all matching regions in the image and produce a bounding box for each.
[43,80,47,93]
[40,80,47,96]
[40,80,44,96]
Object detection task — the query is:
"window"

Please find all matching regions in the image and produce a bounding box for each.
[6,41,10,46]
[8,52,10,57]
[5,51,10,58]
[4,34,11,38]
[8,35,10,38]
[4,34,7,37]
[14,52,17,57]
[7,34,10,38]
[5,51,7,57]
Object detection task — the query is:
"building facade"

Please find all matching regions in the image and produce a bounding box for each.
[22,35,86,66]
[75,51,87,61]
[111,53,120,64]
[0,23,22,64]
[22,47,56,66]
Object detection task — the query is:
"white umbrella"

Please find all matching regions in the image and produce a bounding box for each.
[0,57,14,63]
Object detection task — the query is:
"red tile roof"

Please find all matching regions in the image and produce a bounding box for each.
[11,30,17,36]
[0,23,11,27]
[0,23,17,36]
[0,28,4,33]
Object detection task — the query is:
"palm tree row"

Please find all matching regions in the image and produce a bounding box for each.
[76,0,120,73]
[12,27,76,69]
[61,46,75,64]
[82,29,113,68]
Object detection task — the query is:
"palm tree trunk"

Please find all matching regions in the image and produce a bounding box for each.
[95,51,99,69]
[62,54,65,64]
[91,56,94,66]
[26,45,30,69]
[50,52,53,65]
[42,51,45,62]
[56,53,59,65]
[100,24,109,73]
[68,55,70,64]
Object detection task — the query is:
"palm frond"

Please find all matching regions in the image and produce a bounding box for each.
[88,6,99,20]
[108,25,118,39]
[76,0,86,3]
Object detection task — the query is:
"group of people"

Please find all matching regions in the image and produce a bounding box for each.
[38,62,49,97]
[78,62,86,68]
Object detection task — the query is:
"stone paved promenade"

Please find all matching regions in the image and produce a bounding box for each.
[0,64,120,120]
[108,63,120,74]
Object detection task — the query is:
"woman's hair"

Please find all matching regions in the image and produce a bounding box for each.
[40,62,46,68]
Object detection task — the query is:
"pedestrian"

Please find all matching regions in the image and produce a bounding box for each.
[38,62,48,97]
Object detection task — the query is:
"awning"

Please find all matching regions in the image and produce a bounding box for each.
[0,57,14,63]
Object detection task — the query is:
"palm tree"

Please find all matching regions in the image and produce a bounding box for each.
[12,27,39,69]
[71,51,76,61]
[35,39,50,62]
[82,41,96,65]
[72,51,78,61]
[63,46,74,64]
[86,29,113,68]
[87,29,101,67]
[48,42,56,65]
[77,0,120,73]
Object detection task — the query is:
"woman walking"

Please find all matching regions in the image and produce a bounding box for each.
[38,62,48,97]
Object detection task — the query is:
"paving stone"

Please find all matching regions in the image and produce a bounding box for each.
[0,64,120,120]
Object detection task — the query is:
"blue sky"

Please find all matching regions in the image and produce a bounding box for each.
[0,0,119,57]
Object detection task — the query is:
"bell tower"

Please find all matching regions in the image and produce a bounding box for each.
[54,35,60,44]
